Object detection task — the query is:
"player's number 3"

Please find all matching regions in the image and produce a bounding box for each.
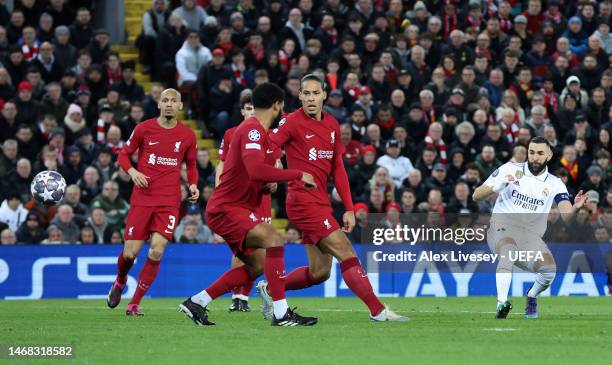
[167,215,176,230]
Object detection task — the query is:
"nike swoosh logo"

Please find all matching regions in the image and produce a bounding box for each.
[149,141,160,145]
[164,229,173,234]
[305,134,315,139]
[266,149,275,154]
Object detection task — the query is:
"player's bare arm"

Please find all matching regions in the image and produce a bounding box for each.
[127,167,150,188]
[558,190,589,222]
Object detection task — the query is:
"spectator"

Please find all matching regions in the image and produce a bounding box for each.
[16,212,46,244]
[172,0,211,31]
[62,103,85,144]
[196,148,215,188]
[41,225,66,244]
[46,0,74,27]
[425,163,452,202]
[60,145,85,185]
[53,26,76,71]
[32,41,63,83]
[3,157,31,203]
[376,139,413,189]
[69,7,93,50]
[114,61,145,103]
[174,203,214,243]
[63,184,88,226]
[77,166,102,205]
[74,127,98,165]
[78,225,97,244]
[90,180,129,230]
[581,165,608,201]
[0,101,18,143]
[176,30,212,87]
[1,228,16,245]
[0,139,18,180]
[86,207,111,244]
[42,82,69,126]
[475,144,501,180]
[156,13,187,86]
[49,204,79,242]
[13,81,41,125]
[0,191,28,232]
[138,0,169,74]
[278,8,314,56]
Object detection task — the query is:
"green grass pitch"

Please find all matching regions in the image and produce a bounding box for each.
[0,297,611,364]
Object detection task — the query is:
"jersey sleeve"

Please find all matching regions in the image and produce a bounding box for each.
[268,115,292,148]
[553,178,570,204]
[331,122,353,211]
[118,123,144,172]
[484,162,512,188]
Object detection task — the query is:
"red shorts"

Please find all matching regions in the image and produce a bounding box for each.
[124,205,179,241]
[206,205,260,256]
[256,195,272,224]
[286,204,340,245]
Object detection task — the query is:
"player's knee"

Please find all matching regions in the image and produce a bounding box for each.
[267,230,284,248]
[123,249,138,261]
[148,247,164,261]
[537,265,556,285]
[310,268,330,284]
[249,262,264,278]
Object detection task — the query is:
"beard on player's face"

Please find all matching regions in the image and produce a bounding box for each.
[528,160,547,175]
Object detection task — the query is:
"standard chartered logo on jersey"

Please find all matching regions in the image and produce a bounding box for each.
[308,148,333,161]
[147,153,178,166]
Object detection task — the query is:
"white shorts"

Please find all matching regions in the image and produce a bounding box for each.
[487,219,551,271]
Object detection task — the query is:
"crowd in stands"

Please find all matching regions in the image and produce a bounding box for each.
[0,0,611,245]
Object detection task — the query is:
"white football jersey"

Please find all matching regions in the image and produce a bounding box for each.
[484,162,570,237]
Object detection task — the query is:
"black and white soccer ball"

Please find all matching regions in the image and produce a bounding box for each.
[30,170,67,205]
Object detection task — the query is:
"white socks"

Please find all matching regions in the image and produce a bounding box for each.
[496,271,512,303]
[231,294,249,301]
[273,299,288,319]
[191,290,213,307]
[528,266,556,298]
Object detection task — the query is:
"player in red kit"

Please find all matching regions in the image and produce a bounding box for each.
[215,92,282,312]
[179,83,317,326]
[107,88,199,316]
[262,75,408,321]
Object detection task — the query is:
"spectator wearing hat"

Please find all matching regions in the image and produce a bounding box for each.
[90,180,129,230]
[562,16,588,58]
[376,139,414,189]
[174,203,214,243]
[12,81,41,125]
[594,18,612,55]
[83,64,108,105]
[52,26,76,72]
[71,125,96,163]
[60,145,86,185]
[176,30,212,87]
[348,202,369,244]
[404,102,429,143]
[15,212,46,244]
[228,11,250,48]
[156,13,188,86]
[323,89,347,122]
[208,71,241,136]
[114,61,145,103]
[196,47,226,115]
[74,85,96,124]
[581,165,608,201]
[348,144,378,200]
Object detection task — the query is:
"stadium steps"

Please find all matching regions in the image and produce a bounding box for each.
[117,3,222,167]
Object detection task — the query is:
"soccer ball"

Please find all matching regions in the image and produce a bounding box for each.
[30,170,67,205]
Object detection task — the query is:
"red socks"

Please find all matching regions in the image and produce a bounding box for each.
[340,257,384,316]
[129,258,160,306]
[205,265,255,299]
[117,250,134,285]
[264,246,287,301]
[285,266,316,290]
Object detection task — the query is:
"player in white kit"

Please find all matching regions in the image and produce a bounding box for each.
[473,137,588,319]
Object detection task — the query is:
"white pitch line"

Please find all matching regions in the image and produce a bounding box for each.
[483,328,519,332]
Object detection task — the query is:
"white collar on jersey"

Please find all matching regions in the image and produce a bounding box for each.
[523,163,549,182]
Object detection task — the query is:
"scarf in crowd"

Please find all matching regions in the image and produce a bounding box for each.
[541,88,559,113]
[560,157,579,181]
[106,68,122,85]
[424,107,437,124]
[22,42,40,61]
[498,16,512,32]
[96,118,114,144]
[345,84,360,100]
[425,133,447,164]
[248,43,265,64]
[467,15,481,32]
[107,141,124,155]
[501,120,520,144]
[376,115,395,131]
[231,64,247,86]
[327,28,338,44]
[278,50,292,74]
[443,14,457,38]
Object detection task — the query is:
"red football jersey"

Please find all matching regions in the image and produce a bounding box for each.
[269,108,347,207]
[118,118,198,207]
[220,126,282,163]
[207,117,299,213]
